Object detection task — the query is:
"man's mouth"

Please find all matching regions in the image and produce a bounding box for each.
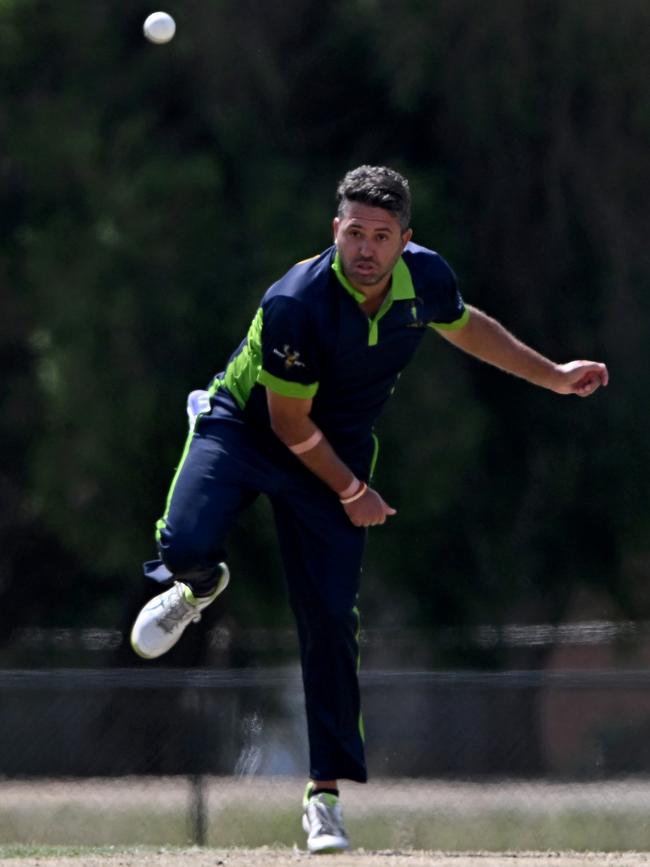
[353,260,377,273]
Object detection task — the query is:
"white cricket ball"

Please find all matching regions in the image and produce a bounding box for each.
[143,11,176,44]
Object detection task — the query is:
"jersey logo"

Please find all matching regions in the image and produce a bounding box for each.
[405,299,426,329]
[273,345,306,369]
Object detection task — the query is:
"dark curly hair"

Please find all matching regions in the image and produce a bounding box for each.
[336,165,411,231]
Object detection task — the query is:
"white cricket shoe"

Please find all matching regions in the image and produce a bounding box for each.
[302,787,349,854]
[130,566,229,659]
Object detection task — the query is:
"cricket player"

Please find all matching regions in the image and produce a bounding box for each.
[131,165,608,853]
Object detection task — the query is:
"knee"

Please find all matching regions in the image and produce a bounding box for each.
[157,526,198,572]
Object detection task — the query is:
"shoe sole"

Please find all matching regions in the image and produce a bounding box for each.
[306,839,350,854]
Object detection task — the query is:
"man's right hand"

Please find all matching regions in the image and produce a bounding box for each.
[342,486,396,527]
[265,389,397,526]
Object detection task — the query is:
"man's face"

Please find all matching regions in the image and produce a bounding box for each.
[333,202,412,295]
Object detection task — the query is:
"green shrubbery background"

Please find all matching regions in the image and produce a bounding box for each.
[1,0,648,664]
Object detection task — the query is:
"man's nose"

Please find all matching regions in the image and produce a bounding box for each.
[359,239,373,257]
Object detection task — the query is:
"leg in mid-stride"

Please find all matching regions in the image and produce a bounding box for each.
[130,403,264,658]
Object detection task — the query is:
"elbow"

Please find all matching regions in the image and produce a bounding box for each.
[269,417,288,444]
[269,413,297,446]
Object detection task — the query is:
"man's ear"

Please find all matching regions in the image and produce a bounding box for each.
[401,228,413,249]
[332,216,340,241]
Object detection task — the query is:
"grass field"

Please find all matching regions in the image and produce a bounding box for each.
[2,777,650,863]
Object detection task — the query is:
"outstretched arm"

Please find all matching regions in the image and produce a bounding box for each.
[438,305,609,397]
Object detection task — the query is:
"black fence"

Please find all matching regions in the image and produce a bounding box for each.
[3,667,650,779]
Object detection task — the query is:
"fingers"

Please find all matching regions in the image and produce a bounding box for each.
[578,363,609,388]
[573,369,607,397]
[349,511,392,527]
[575,377,596,396]
[351,515,391,527]
[343,490,397,527]
[371,503,396,525]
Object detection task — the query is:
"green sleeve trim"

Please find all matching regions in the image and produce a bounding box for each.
[258,369,319,398]
[429,306,471,331]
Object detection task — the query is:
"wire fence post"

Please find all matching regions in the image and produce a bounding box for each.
[189,772,207,846]
[187,683,208,846]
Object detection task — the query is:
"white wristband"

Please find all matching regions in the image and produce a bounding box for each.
[338,477,361,500]
[289,430,323,455]
[340,482,368,505]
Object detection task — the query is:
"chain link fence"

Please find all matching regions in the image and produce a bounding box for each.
[3,623,650,851]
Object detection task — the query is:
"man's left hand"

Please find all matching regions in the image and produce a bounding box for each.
[553,360,609,397]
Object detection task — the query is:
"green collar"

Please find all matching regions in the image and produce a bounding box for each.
[331,250,415,303]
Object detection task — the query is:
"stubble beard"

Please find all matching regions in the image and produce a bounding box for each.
[344,247,403,289]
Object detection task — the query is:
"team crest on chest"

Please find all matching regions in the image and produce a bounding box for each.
[273,345,306,369]
[405,298,426,329]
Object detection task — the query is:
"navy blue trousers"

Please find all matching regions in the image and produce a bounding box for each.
[149,394,368,783]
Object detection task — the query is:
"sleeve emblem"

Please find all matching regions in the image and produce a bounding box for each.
[272,345,306,369]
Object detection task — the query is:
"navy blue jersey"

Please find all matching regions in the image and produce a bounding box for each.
[209,242,467,467]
